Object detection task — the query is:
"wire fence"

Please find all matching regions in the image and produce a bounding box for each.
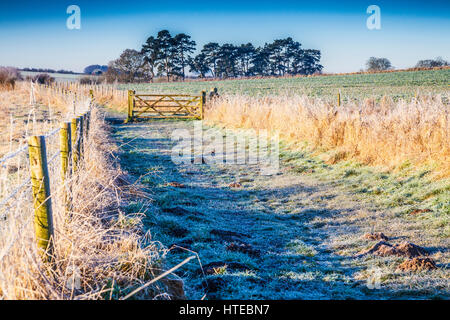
[0,83,94,260]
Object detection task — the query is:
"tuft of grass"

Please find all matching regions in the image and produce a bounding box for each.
[286,239,318,257]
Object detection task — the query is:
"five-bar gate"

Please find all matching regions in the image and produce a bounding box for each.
[126,91,205,122]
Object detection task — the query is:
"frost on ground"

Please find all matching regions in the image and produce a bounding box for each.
[111,120,449,300]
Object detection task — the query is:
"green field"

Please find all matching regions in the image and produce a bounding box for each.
[119,69,450,101]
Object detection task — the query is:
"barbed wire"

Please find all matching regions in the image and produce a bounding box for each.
[44,127,61,139]
[0,109,76,219]
[0,177,31,212]
[47,150,61,166]
[0,145,28,168]
[0,138,61,210]
[0,208,34,262]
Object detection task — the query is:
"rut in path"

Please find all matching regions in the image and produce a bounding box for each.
[110,119,446,300]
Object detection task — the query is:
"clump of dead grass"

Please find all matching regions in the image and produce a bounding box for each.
[0,67,21,90]
[93,87,127,112]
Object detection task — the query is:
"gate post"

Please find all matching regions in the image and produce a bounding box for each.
[201,90,206,105]
[127,90,135,122]
[200,91,205,120]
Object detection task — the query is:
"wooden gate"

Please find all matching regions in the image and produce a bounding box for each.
[126,91,205,122]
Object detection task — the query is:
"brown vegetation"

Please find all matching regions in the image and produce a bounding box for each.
[205,94,450,177]
[0,67,21,90]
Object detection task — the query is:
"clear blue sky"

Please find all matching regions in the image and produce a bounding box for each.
[0,0,449,73]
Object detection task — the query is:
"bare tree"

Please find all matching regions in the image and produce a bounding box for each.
[108,49,146,83]
[415,57,448,68]
[366,57,393,71]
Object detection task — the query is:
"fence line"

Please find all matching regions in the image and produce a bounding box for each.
[0,84,94,261]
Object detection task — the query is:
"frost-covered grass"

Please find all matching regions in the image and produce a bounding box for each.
[112,120,449,300]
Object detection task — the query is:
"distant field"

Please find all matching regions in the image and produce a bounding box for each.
[120,69,450,101]
[20,71,89,83]
[0,82,75,156]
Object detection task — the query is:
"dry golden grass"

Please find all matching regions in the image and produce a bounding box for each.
[91,86,127,112]
[67,82,127,112]
[205,94,450,178]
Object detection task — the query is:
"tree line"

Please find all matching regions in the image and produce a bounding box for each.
[20,67,79,75]
[365,56,448,72]
[104,30,323,83]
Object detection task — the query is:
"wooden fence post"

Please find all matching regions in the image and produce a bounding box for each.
[85,111,91,139]
[60,122,72,214]
[337,90,341,107]
[200,91,205,120]
[71,117,81,172]
[127,90,134,122]
[79,115,85,158]
[28,135,54,259]
[83,112,88,140]
[60,122,72,180]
